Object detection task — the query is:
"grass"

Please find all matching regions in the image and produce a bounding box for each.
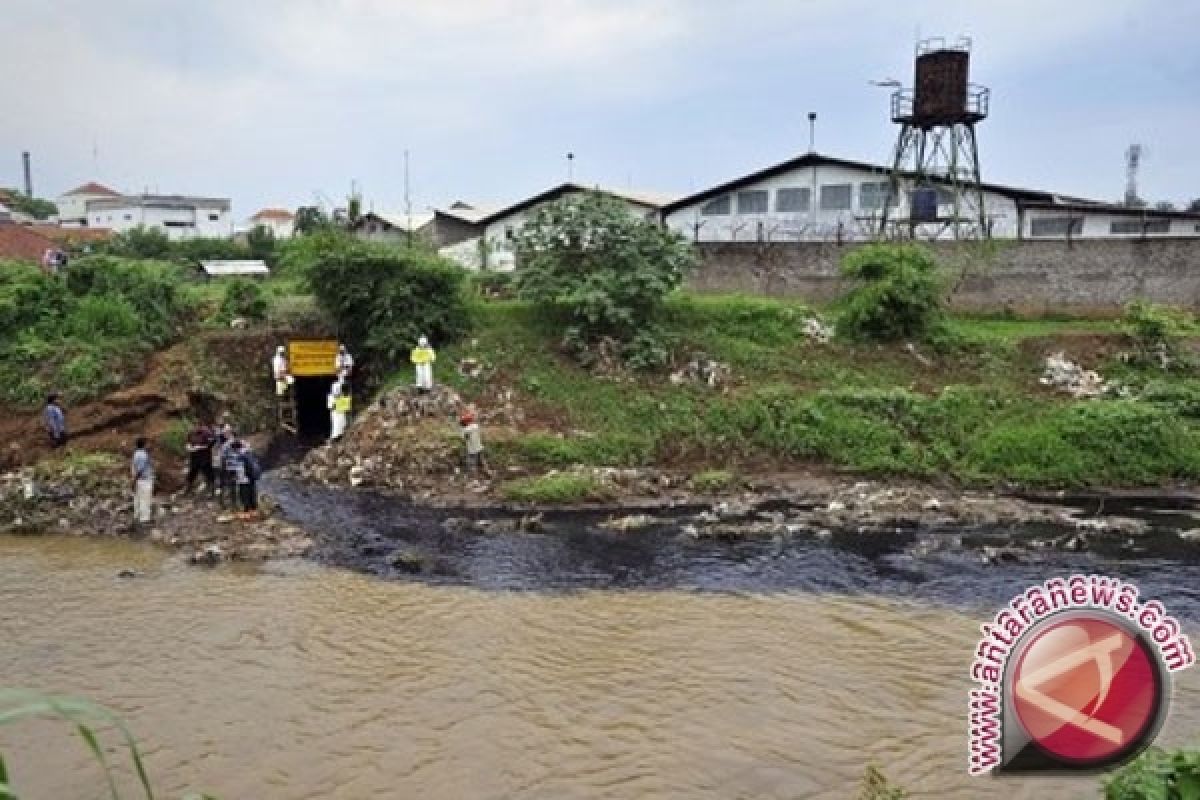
[690,469,737,493]
[423,294,1200,490]
[500,472,617,504]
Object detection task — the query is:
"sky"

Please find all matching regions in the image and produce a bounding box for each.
[2,0,1197,219]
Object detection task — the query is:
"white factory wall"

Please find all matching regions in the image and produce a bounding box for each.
[1023,209,1200,239]
[663,163,1021,242]
[88,203,232,240]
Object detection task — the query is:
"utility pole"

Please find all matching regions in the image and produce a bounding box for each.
[404,149,412,244]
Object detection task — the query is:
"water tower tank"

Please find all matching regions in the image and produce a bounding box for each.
[913,47,970,125]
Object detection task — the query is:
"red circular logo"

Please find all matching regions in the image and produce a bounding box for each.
[1011,616,1161,766]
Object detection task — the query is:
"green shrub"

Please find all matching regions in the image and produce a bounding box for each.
[64,295,141,339]
[501,432,653,467]
[1140,380,1200,418]
[857,765,908,800]
[690,469,736,493]
[501,472,617,504]
[219,278,268,321]
[159,418,193,457]
[307,239,470,365]
[967,401,1200,486]
[1103,747,1200,799]
[837,243,945,342]
[66,256,189,343]
[1122,299,1195,370]
[101,226,172,259]
[515,192,695,369]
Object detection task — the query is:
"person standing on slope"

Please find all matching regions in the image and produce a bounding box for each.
[411,335,436,392]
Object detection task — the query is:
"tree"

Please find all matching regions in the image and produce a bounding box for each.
[103,226,172,259]
[246,224,277,262]
[293,206,330,235]
[1,188,58,219]
[514,192,695,368]
[836,243,945,342]
[307,239,469,365]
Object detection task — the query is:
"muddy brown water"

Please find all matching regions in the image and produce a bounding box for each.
[3,530,1200,800]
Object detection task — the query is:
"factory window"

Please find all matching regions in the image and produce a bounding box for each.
[819,184,852,211]
[163,221,191,228]
[775,188,810,212]
[1111,219,1170,234]
[859,182,899,210]
[123,214,132,221]
[700,195,731,216]
[1029,216,1083,237]
[208,213,220,221]
[736,190,768,214]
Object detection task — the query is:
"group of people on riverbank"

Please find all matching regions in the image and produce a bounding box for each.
[133,419,264,529]
[41,393,262,529]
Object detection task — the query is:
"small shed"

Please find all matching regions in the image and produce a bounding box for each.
[200,259,270,280]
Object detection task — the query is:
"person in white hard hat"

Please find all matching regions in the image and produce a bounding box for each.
[328,378,351,441]
[411,335,435,392]
[335,344,354,382]
[272,346,292,396]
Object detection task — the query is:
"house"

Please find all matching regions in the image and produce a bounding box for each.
[56,182,122,227]
[247,208,296,239]
[352,210,436,245]
[85,194,233,240]
[441,184,675,270]
[660,152,1200,242]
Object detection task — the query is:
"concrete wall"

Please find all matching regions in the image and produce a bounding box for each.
[686,238,1200,315]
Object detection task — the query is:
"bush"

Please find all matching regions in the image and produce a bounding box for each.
[1122,299,1195,371]
[501,432,653,468]
[690,469,736,493]
[515,192,695,368]
[66,256,189,344]
[1103,747,1200,799]
[307,238,470,365]
[64,295,141,339]
[102,226,172,259]
[500,471,617,504]
[837,243,945,342]
[220,278,268,321]
[159,418,193,457]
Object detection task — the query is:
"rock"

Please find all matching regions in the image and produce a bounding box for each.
[802,317,833,343]
[117,569,142,579]
[518,513,545,533]
[189,544,223,566]
[389,549,425,574]
[1057,533,1088,552]
[921,498,942,512]
[601,514,656,532]
[680,524,700,538]
[348,465,366,487]
[982,546,1021,565]
[229,317,249,329]
[1180,529,1200,542]
[826,500,847,513]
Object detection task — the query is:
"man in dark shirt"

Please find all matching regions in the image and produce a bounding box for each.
[43,394,67,448]
[184,423,216,493]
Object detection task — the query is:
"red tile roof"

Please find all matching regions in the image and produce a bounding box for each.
[0,224,57,263]
[61,181,121,198]
[250,208,295,221]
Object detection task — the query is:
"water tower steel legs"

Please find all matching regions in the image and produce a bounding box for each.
[878,121,988,241]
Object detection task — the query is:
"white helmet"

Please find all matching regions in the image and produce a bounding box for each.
[418,335,429,347]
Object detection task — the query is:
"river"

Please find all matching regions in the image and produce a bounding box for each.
[3,500,1200,798]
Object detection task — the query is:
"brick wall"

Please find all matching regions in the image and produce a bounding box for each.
[686,239,1200,315]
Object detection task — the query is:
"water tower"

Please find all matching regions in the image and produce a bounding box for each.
[878,37,990,239]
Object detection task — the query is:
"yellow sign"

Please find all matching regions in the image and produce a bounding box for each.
[288,339,338,377]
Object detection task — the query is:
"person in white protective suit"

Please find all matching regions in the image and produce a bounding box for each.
[328,378,351,441]
[411,335,436,392]
[272,346,293,396]
[335,344,354,382]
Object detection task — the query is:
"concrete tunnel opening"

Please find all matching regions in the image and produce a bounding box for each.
[292,376,334,440]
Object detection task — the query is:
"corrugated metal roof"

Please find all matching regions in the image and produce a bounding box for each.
[200,260,270,276]
[361,211,436,231]
[474,183,678,227]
